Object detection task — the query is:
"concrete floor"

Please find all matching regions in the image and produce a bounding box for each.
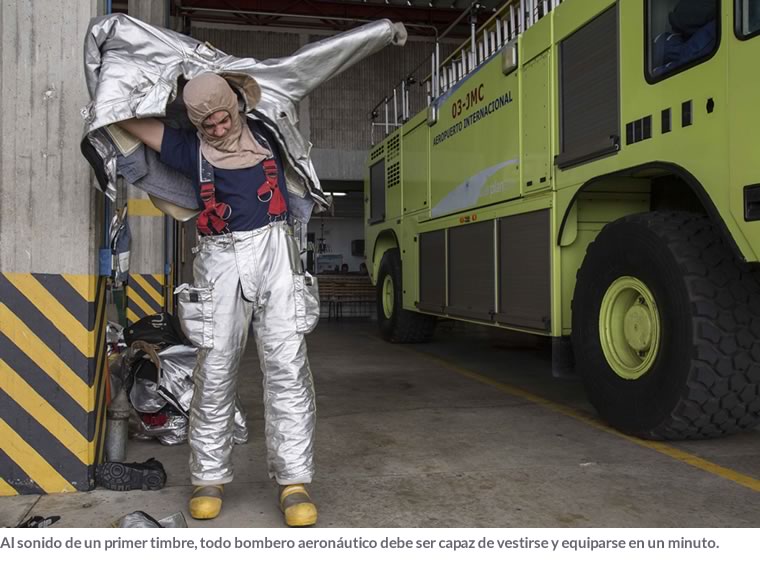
[2,320,760,528]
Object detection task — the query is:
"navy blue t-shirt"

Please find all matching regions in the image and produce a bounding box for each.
[160,120,289,231]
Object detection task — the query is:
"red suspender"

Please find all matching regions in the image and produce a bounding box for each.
[256,158,287,217]
[196,148,230,236]
[196,126,288,236]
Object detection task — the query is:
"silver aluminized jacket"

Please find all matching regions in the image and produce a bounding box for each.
[82,14,407,221]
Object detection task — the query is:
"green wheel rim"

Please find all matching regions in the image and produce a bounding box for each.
[599,276,661,380]
[382,274,394,319]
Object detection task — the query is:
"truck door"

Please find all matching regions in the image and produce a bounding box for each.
[729,0,760,255]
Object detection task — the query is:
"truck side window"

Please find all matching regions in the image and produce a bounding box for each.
[736,0,760,39]
[647,0,719,80]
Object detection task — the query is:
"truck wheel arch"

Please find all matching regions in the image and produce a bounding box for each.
[371,230,400,283]
[557,161,743,262]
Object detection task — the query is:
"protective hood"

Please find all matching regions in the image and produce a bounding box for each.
[182,72,270,170]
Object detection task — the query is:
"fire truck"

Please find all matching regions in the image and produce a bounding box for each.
[364,0,760,439]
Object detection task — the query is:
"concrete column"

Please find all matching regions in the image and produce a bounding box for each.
[0,0,107,494]
[128,0,168,26]
[125,0,171,322]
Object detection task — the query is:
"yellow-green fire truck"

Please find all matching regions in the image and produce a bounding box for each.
[365,0,760,439]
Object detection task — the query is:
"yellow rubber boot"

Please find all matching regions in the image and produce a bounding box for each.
[279,484,318,527]
[189,485,224,520]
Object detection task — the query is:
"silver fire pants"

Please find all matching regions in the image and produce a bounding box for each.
[176,221,319,486]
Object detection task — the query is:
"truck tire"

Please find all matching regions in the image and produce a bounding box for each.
[377,249,436,343]
[572,211,760,439]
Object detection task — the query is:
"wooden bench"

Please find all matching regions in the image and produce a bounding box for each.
[317,274,376,319]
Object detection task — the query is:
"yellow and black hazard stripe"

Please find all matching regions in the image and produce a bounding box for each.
[126,273,165,324]
[0,273,108,495]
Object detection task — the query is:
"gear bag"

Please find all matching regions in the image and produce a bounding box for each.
[124,312,189,347]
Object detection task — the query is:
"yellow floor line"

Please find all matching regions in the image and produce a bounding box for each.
[389,339,760,493]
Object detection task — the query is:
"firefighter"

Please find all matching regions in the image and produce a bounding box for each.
[83,13,407,526]
[120,73,318,527]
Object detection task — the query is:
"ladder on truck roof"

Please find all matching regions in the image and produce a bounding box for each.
[369,0,564,145]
